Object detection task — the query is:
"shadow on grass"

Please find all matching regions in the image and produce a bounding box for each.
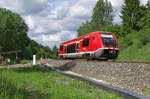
[6,65,54,73]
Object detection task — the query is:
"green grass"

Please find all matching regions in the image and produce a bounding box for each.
[117,31,150,62]
[20,60,32,64]
[0,65,122,99]
[145,87,150,95]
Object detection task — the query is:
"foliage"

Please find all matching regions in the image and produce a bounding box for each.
[139,1,150,29]
[0,8,58,60]
[77,21,94,37]
[20,60,32,64]
[117,0,150,61]
[117,29,150,61]
[101,25,122,38]
[120,0,144,33]
[0,66,122,99]
[0,8,29,52]
[136,29,150,48]
[91,0,113,28]
[52,45,58,59]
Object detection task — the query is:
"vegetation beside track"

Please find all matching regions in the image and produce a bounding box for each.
[117,31,150,62]
[0,65,122,99]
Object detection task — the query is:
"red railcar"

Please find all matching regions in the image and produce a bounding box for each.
[59,31,119,60]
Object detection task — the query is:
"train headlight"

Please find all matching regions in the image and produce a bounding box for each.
[109,50,116,54]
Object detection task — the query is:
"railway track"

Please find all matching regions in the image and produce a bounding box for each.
[58,59,150,64]
[88,60,150,64]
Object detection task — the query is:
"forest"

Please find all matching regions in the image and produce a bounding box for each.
[0,8,58,60]
[77,0,150,62]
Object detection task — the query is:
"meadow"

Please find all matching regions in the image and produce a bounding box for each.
[0,65,122,99]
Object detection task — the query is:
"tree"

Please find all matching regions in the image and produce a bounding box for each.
[91,0,113,29]
[77,0,114,37]
[139,1,150,29]
[52,45,58,59]
[120,0,142,33]
[77,21,94,37]
[0,8,29,52]
[102,25,122,38]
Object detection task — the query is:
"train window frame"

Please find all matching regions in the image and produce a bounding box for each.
[82,38,89,47]
[60,45,64,51]
[65,46,67,53]
[100,33,117,47]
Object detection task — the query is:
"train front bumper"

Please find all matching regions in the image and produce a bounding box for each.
[100,49,119,59]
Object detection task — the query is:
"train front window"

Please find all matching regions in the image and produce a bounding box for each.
[100,34,117,47]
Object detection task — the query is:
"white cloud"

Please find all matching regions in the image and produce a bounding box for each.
[25,16,35,30]
[109,0,123,7]
[42,34,60,42]
[60,17,83,31]
[69,5,91,19]
[55,1,70,19]
[0,0,48,14]
[42,31,76,42]
[140,0,148,5]
[69,0,97,19]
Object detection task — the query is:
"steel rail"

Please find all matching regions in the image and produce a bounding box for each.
[57,59,150,64]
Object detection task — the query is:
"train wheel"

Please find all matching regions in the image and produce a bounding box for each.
[60,56,63,59]
[87,57,93,61]
[102,58,108,61]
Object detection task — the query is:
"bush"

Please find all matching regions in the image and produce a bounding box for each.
[118,37,133,50]
[137,29,150,48]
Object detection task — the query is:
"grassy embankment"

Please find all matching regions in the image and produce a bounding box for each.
[117,31,150,62]
[0,65,122,99]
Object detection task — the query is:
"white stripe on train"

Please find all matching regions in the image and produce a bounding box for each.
[59,48,119,56]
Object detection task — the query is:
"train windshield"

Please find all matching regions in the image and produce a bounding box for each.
[100,34,117,47]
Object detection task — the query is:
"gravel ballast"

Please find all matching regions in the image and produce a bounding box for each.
[47,59,150,96]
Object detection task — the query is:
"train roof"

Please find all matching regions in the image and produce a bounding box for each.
[60,31,112,45]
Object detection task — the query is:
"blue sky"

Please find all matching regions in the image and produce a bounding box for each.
[0,0,148,47]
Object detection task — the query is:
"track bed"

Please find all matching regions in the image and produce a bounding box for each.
[47,59,150,97]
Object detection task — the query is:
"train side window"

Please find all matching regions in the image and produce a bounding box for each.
[60,45,63,51]
[67,44,76,53]
[82,38,89,47]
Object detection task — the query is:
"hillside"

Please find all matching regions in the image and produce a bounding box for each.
[117,30,150,62]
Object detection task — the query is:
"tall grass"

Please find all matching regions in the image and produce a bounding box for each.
[0,71,28,99]
[0,66,122,99]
